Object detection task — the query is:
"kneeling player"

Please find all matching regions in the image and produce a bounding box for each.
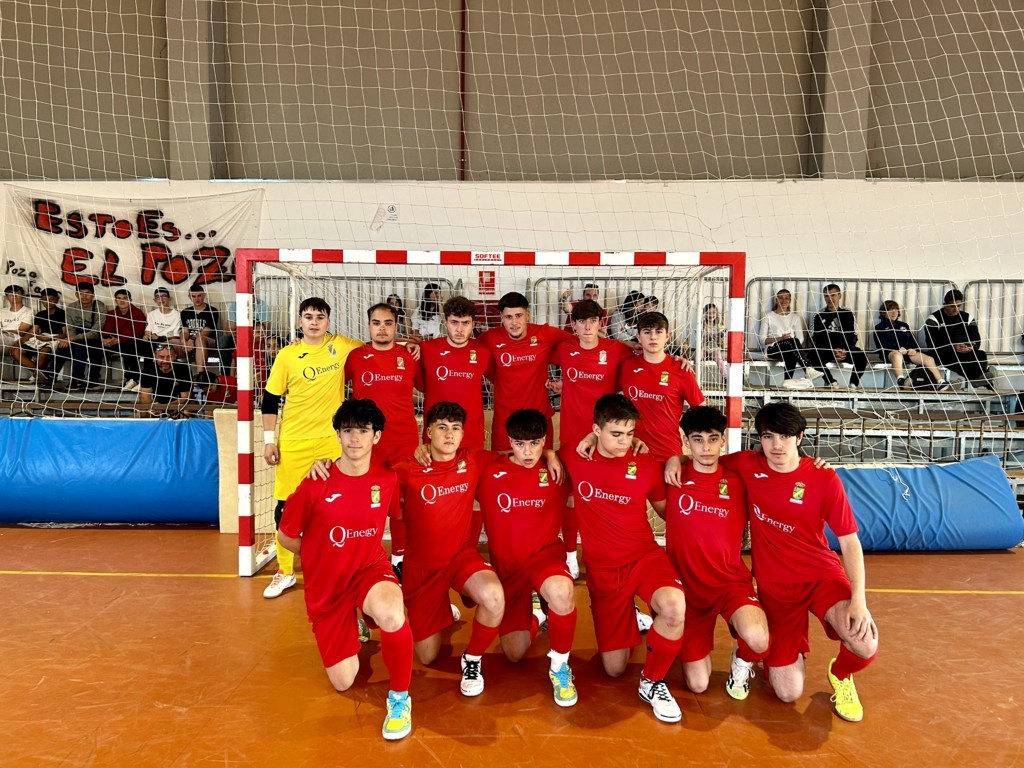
[477,409,579,707]
[662,406,769,700]
[563,394,687,723]
[277,399,413,741]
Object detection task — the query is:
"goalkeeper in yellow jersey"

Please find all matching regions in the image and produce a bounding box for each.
[261,297,365,598]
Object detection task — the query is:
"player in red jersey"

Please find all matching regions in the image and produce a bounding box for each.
[277,399,413,741]
[418,297,494,450]
[617,311,704,464]
[393,401,505,697]
[345,302,424,577]
[562,394,688,723]
[476,291,573,451]
[661,406,769,701]
[727,402,878,722]
[477,408,579,707]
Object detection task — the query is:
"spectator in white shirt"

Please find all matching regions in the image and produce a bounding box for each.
[758,288,823,384]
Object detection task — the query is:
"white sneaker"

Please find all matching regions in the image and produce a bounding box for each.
[565,552,580,580]
[725,648,755,701]
[638,676,682,723]
[805,367,825,380]
[460,654,484,697]
[122,379,139,392]
[451,603,461,622]
[635,605,654,634]
[263,571,296,598]
[532,593,548,631]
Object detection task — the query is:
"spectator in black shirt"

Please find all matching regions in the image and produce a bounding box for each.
[137,344,195,418]
[923,289,991,386]
[25,288,67,388]
[811,283,868,388]
[180,283,220,384]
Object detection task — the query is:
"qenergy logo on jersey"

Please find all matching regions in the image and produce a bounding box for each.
[576,481,630,506]
[627,385,664,403]
[302,361,341,381]
[497,493,546,514]
[565,367,604,382]
[328,526,378,548]
[499,351,537,367]
[676,493,729,519]
[751,504,795,534]
[360,371,404,386]
[434,366,474,381]
[420,481,471,505]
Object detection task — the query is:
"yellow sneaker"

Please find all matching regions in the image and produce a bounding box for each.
[382,691,412,740]
[548,662,578,707]
[828,658,864,722]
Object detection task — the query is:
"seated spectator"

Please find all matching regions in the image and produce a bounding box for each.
[1,284,35,382]
[137,344,196,418]
[811,283,868,388]
[218,298,269,376]
[757,288,823,384]
[143,287,183,355]
[608,289,645,342]
[874,300,949,390]
[560,283,608,334]
[24,288,67,389]
[387,293,415,339]
[412,282,444,340]
[180,282,221,384]
[57,282,109,392]
[700,303,729,380]
[102,288,147,392]
[924,289,992,387]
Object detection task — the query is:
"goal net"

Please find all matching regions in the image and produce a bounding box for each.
[235,249,745,576]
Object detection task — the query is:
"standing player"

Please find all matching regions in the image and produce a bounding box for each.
[661,406,769,700]
[476,409,579,707]
[262,298,364,599]
[562,394,688,723]
[617,311,704,465]
[559,283,608,333]
[476,291,573,450]
[278,399,413,741]
[393,401,506,696]
[730,402,878,721]
[418,297,494,450]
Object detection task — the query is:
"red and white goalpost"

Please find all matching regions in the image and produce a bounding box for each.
[234,248,746,576]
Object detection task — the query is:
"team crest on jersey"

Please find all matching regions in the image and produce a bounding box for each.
[790,482,805,504]
[370,485,381,508]
[327,344,337,357]
[469,349,478,364]
[718,479,730,499]
[659,371,670,387]
[598,350,607,365]
[626,461,637,480]
[530,336,538,346]
[457,459,467,473]
[396,357,405,370]
[538,468,549,487]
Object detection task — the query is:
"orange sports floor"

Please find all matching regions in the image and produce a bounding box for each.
[3,526,1023,768]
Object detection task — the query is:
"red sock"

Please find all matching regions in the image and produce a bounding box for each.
[642,626,683,682]
[737,635,769,664]
[562,506,578,555]
[831,645,877,680]
[465,617,499,656]
[546,608,577,655]
[380,620,413,692]
[389,517,406,558]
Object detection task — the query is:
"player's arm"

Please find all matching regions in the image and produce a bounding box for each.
[542,449,564,484]
[836,532,877,642]
[261,392,282,465]
[575,431,649,459]
[651,499,667,520]
[278,530,302,555]
[663,453,691,486]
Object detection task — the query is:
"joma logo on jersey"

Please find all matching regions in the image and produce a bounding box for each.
[302,361,341,381]
[790,482,806,505]
[329,526,378,548]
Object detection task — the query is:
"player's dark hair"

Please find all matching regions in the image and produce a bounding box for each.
[425,400,466,428]
[680,405,727,436]
[823,283,842,295]
[189,282,205,293]
[366,302,397,322]
[943,288,964,304]
[4,284,25,295]
[506,409,547,441]
[584,282,599,290]
[593,393,640,427]
[754,402,806,438]
[332,398,386,433]
[879,299,901,319]
[498,291,529,312]
[40,288,61,300]
[443,295,476,320]
[114,288,132,299]
[419,282,442,317]
[299,297,331,316]
[570,299,604,322]
[636,311,669,333]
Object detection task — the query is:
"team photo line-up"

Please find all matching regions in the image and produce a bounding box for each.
[260,291,878,742]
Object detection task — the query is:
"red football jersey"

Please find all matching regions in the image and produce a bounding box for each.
[617,356,705,462]
[345,344,422,466]
[393,447,486,569]
[724,451,858,586]
[280,464,398,620]
[665,462,752,597]
[477,322,573,449]
[476,454,569,578]
[563,451,667,569]
[418,337,493,450]
[551,337,635,451]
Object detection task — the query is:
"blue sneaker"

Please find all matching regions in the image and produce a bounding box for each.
[382,690,412,740]
[548,662,578,707]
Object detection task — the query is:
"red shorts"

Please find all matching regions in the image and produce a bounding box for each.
[402,547,495,641]
[678,583,760,664]
[759,578,852,668]
[585,547,683,653]
[497,544,573,636]
[310,559,398,667]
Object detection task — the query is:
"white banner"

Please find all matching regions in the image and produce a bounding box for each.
[3,186,263,308]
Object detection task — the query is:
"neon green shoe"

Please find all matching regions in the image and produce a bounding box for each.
[382,691,412,740]
[828,658,864,722]
[548,662,578,707]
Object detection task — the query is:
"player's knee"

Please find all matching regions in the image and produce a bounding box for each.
[744,625,770,656]
[684,670,710,694]
[375,610,405,634]
[769,674,803,703]
[414,646,438,666]
[479,585,505,616]
[660,593,687,626]
[544,580,575,614]
[327,668,357,692]
[849,634,879,659]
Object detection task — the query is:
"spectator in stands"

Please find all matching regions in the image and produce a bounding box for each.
[412,282,444,340]
[102,288,147,393]
[1,284,35,382]
[25,288,67,389]
[700,303,729,379]
[924,289,992,387]
[219,299,269,376]
[180,283,221,384]
[560,283,608,334]
[757,288,823,385]
[59,282,109,392]
[387,293,414,339]
[144,287,184,356]
[609,289,646,342]
[811,283,868,389]
[137,343,195,418]
[874,300,949,391]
